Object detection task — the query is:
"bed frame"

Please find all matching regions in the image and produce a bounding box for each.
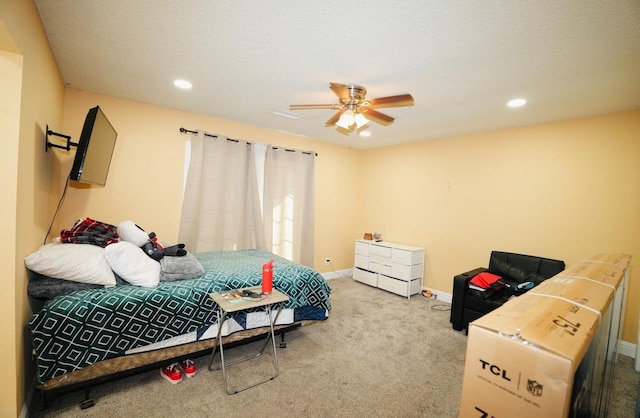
[35,321,313,409]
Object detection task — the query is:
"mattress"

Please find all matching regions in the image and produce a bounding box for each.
[28,249,331,385]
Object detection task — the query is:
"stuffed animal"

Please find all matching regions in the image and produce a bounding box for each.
[117,220,187,261]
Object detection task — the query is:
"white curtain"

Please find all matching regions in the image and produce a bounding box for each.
[263,147,315,266]
[178,132,265,252]
[179,132,315,266]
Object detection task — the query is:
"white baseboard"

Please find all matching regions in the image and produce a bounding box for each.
[422,286,453,304]
[619,339,637,359]
[433,290,452,304]
[322,268,351,280]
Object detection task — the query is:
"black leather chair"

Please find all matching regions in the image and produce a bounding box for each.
[450,250,565,332]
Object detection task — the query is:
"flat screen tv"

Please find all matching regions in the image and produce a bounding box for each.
[70,106,117,186]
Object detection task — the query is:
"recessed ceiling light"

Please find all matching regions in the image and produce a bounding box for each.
[507,98,527,108]
[174,79,192,89]
[359,130,371,137]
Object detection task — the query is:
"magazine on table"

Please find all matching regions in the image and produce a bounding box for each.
[222,289,267,303]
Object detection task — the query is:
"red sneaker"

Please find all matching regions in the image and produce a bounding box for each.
[180,359,197,378]
[160,363,183,384]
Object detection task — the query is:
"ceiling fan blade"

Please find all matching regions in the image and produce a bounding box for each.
[325,109,345,126]
[290,103,339,110]
[361,108,395,125]
[329,82,349,99]
[367,94,414,108]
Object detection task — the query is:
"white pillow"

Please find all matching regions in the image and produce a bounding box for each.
[104,241,160,288]
[117,220,149,247]
[25,242,116,286]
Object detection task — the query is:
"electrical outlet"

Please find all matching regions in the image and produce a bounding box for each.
[324,258,330,265]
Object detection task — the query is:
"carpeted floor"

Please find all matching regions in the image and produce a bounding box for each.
[29,277,639,417]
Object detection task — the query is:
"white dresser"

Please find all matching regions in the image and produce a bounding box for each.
[353,239,425,299]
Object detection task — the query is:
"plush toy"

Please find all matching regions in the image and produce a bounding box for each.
[117,220,187,261]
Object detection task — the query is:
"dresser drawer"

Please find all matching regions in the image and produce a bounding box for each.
[392,248,421,265]
[370,253,392,265]
[378,275,408,296]
[390,263,423,281]
[353,268,377,287]
[370,243,392,258]
[355,240,370,256]
[369,260,392,276]
[354,254,369,269]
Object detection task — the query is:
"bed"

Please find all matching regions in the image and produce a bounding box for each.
[27,247,332,407]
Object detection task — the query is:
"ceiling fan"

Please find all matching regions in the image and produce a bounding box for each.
[290,82,414,130]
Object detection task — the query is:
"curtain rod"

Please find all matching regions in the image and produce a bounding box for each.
[179,127,317,156]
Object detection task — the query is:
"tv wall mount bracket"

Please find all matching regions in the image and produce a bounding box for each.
[45,124,78,152]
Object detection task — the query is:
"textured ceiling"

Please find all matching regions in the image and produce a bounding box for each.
[34,1,640,149]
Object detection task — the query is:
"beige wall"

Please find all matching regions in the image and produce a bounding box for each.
[59,89,363,273]
[0,26,22,418]
[360,111,640,342]
[0,0,64,415]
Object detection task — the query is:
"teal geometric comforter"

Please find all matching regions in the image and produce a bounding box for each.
[28,249,332,384]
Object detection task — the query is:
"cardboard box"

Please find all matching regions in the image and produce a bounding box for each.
[459,294,601,417]
[561,260,628,290]
[458,254,630,418]
[529,274,615,315]
[581,253,632,267]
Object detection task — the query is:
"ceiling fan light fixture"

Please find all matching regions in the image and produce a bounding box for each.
[293,82,414,133]
[354,113,369,129]
[335,109,355,129]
